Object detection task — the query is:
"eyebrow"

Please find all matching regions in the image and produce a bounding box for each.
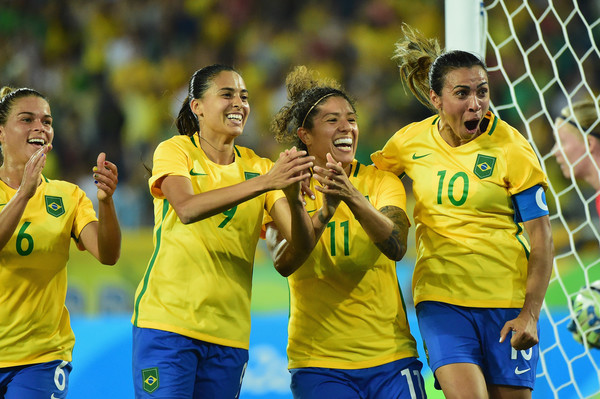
[321,111,357,117]
[453,82,488,90]
[17,111,52,118]
[218,87,249,94]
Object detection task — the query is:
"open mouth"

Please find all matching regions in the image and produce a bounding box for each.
[27,138,46,146]
[333,137,353,150]
[464,119,480,132]
[227,113,243,122]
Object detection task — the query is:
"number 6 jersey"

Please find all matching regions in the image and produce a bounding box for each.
[371,112,548,309]
[132,133,279,349]
[0,177,97,367]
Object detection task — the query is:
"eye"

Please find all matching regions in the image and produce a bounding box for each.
[477,88,488,97]
[241,94,249,101]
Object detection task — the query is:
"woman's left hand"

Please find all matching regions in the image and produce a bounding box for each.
[499,313,539,350]
[313,153,358,205]
[93,152,118,201]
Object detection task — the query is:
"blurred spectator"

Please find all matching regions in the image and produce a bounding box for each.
[0,0,597,230]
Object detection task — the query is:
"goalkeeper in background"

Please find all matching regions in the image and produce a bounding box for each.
[552,98,600,222]
[554,98,600,349]
[371,24,554,399]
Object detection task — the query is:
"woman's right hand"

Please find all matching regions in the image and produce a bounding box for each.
[19,144,51,198]
[266,147,314,196]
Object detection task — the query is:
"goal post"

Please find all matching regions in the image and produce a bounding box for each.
[445,1,600,398]
[444,0,485,57]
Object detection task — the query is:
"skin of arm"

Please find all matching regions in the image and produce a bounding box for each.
[161,148,313,225]
[499,214,554,350]
[77,152,121,265]
[0,145,49,251]
[267,153,409,276]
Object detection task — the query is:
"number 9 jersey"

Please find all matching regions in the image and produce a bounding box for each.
[371,112,548,309]
[132,133,279,350]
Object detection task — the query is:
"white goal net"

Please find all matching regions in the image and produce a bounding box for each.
[475,1,600,398]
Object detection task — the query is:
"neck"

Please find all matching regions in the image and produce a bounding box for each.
[314,157,352,176]
[438,120,480,147]
[198,134,235,165]
[0,162,27,189]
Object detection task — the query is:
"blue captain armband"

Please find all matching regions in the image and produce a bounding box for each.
[512,184,549,223]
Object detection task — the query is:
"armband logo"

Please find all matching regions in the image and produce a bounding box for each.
[473,154,496,179]
[45,196,65,217]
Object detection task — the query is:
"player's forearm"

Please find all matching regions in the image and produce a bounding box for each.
[348,197,408,261]
[522,216,554,320]
[285,194,318,254]
[97,197,121,265]
[175,176,271,224]
[0,190,30,251]
[268,205,332,277]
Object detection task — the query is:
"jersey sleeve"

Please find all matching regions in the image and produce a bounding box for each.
[149,139,190,199]
[374,170,409,226]
[71,186,99,239]
[505,134,548,196]
[370,126,411,176]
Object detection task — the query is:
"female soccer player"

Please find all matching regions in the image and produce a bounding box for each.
[266,65,426,399]
[371,25,554,398]
[131,64,315,398]
[0,86,121,398]
[553,99,600,221]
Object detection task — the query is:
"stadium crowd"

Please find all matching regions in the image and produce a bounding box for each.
[0,0,598,228]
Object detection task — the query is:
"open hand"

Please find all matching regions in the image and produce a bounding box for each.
[19,144,52,197]
[94,152,119,201]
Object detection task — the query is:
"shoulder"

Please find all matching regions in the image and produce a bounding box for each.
[41,177,90,202]
[43,177,81,192]
[486,113,528,144]
[353,162,402,185]
[156,134,196,153]
[235,146,274,171]
[392,115,438,142]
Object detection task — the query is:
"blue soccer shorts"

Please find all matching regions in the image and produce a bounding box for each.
[416,301,538,390]
[132,326,248,399]
[0,360,71,399]
[290,357,426,399]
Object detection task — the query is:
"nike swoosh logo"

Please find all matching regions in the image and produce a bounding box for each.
[306,209,317,214]
[514,367,530,375]
[189,169,207,176]
[412,153,431,160]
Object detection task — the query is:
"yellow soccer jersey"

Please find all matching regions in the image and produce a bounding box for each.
[132,133,280,349]
[371,112,548,308]
[287,160,419,370]
[0,177,97,367]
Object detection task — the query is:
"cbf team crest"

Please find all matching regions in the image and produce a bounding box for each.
[142,367,159,393]
[45,196,65,217]
[473,154,496,179]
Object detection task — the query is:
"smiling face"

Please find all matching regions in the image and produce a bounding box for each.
[0,95,53,166]
[431,66,490,147]
[191,70,249,141]
[299,96,358,171]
